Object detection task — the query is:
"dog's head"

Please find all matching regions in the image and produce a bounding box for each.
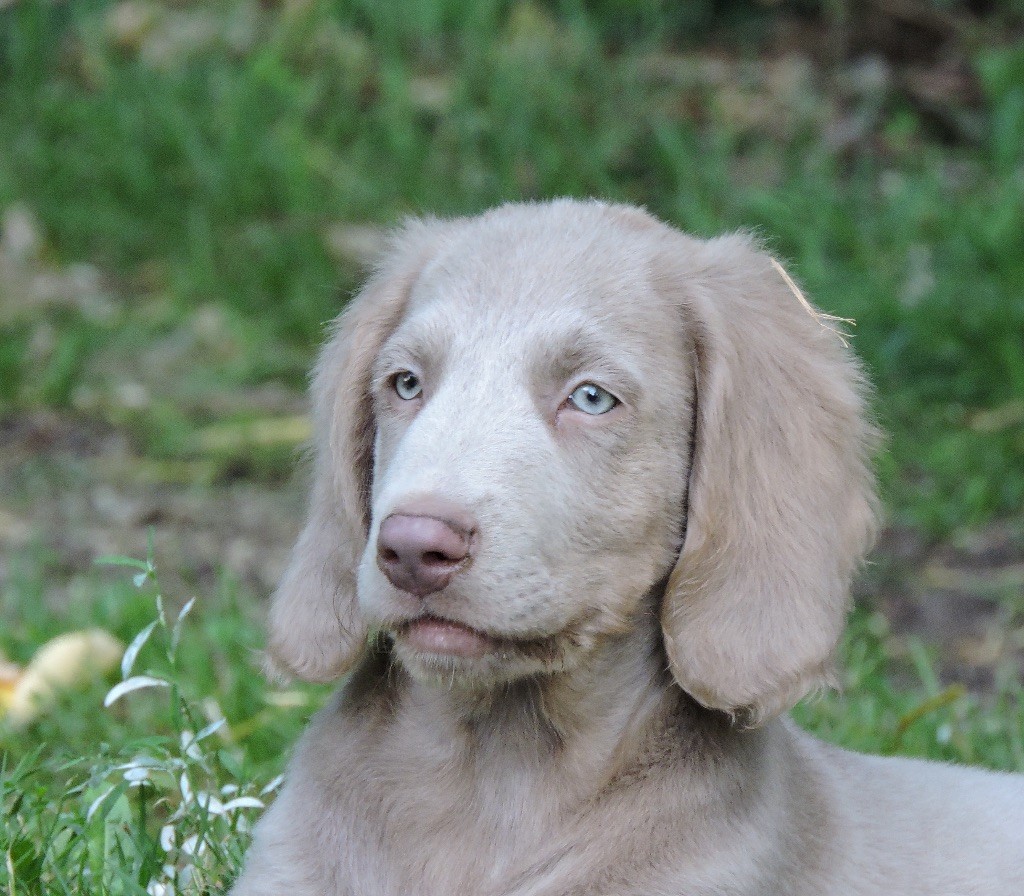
[268,200,877,724]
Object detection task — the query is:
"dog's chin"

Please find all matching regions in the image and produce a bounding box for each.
[387,617,577,688]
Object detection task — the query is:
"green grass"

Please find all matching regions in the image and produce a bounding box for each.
[1,546,319,895]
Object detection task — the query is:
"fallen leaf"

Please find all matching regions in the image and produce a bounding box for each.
[6,629,124,726]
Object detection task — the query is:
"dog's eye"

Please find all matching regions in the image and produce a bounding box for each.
[394,371,423,400]
[567,383,618,415]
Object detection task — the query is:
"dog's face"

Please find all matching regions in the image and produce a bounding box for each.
[269,200,877,723]
[358,220,692,684]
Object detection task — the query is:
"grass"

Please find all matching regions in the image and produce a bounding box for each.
[1,545,316,894]
[1,1,1023,892]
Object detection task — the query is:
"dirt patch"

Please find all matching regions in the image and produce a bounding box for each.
[863,523,1024,690]
[1,410,304,606]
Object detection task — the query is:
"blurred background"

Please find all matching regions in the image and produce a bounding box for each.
[1,0,1023,877]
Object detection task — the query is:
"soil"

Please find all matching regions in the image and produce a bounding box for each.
[0,409,303,609]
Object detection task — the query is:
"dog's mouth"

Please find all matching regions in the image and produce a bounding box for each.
[386,611,593,682]
[395,615,498,659]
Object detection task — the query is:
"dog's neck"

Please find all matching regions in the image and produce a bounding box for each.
[357,598,695,795]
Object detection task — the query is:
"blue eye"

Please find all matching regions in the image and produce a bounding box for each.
[567,383,618,415]
[394,371,422,400]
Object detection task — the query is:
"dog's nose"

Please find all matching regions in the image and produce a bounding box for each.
[376,512,474,597]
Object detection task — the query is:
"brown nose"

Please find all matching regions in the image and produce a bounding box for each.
[376,513,474,597]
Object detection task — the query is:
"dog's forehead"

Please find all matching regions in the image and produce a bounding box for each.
[403,214,675,349]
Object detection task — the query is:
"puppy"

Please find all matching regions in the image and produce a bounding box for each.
[231,200,1024,896]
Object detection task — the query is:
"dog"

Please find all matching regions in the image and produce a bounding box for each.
[230,200,1024,895]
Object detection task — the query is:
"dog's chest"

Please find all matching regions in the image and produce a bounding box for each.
[365,753,564,893]
[313,694,582,894]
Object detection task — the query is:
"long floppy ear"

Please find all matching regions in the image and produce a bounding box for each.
[658,233,879,725]
[267,220,450,681]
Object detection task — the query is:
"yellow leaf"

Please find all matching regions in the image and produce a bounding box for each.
[6,630,124,726]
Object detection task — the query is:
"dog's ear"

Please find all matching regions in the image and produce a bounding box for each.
[267,220,449,681]
[657,233,879,725]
